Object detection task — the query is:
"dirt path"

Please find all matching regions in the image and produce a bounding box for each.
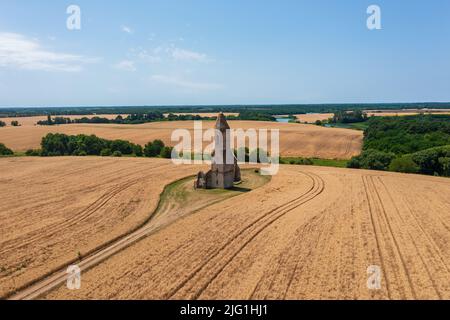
[7,168,269,300]
[41,166,450,300]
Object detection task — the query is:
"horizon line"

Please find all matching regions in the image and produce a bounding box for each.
[1,101,450,109]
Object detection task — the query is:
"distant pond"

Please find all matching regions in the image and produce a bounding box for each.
[275,118,290,123]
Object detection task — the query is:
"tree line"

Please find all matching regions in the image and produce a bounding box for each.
[36,111,276,126]
[23,133,173,159]
[348,115,450,177]
[330,110,368,124]
[3,102,450,118]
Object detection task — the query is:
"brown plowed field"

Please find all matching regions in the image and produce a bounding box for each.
[0,120,362,159]
[0,157,203,298]
[27,163,448,300]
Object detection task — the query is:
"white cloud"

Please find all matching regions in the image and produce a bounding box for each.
[0,32,97,72]
[121,25,134,34]
[171,48,209,62]
[132,45,210,64]
[114,60,136,72]
[150,74,222,91]
[136,49,161,63]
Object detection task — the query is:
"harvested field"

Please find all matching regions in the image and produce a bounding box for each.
[163,113,238,117]
[295,110,450,123]
[367,111,450,117]
[295,113,334,123]
[0,157,204,298]
[0,120,362,159]
[25,164,448,300]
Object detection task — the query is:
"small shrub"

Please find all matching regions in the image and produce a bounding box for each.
[144,140,165,157]
[160,146,173,159]
[133,144,143,157]
[389,155,420,174]
[0,143,14,156]
[100,148,112,157]
[347,157,361,169]
[25,149,41,156]
[347,149,395,171]
[112,151,123,157]
[438,157,450,177]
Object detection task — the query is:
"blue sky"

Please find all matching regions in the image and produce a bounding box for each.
[0,0,449,107]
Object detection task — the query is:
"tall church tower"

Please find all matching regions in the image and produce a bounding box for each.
[195,113,241,189]
[211,113,237,188]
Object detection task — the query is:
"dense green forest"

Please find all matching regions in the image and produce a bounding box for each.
[363,115,450,154]
[2,102,450,118]
[348,115,450,176]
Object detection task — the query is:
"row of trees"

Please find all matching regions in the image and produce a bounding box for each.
[39,133,143,157]
[330,110,368,124]
[37,112,277,126]
[34,133,174,159]
[348,146,450,176]
[37,113,215,126]
[228,111,276,122]
[6,103,450,118]
[348,115,450,176]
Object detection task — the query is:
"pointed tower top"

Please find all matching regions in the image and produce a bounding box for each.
[215,112,230,130]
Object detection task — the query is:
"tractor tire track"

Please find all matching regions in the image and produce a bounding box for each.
[377,177,448,298]
[361,175,392,299]
[366,175,416,299]
[166,172,325,300]
[0,164,169,255]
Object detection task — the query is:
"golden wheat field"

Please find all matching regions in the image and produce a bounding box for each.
[0,115,128,127]
[163,113,239,117]
[0,157,203,298]
[295,113,335,123]
[295,110,450,123]
[1,157,449,300]
[0,120,362,159]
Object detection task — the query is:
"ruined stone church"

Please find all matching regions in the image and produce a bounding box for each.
[195,113,241,189]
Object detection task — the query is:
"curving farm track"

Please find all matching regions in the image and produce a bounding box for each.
[0,157,203,298]
[41,165,450,300]
[1,158,450,300]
